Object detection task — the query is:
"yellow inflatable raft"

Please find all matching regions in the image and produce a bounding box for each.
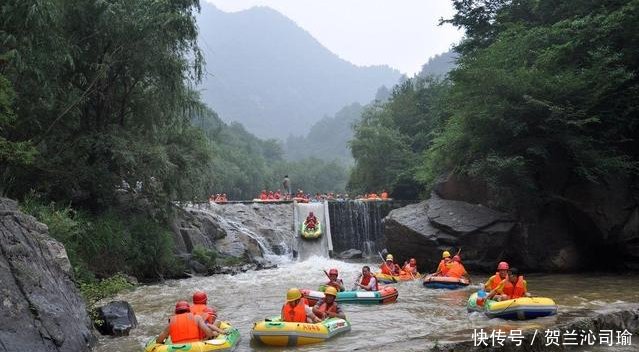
[144,322,240,352]
[485,296,558,320]
[374,271,420,284]
[467,292,558,320]
[251,317,351,347]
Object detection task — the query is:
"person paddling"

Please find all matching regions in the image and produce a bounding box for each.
[156,301,216,344]
[402,258,419,277]
[190,291,226,334]
[487,268,530,301]
[281,288,321,323]
[484,261,510,291]
[312,286,346,320]
[354,266,378,291]
[380,254,401,276]
[433,251,453,276]
[324,268,345,292]
[445,255,470,281]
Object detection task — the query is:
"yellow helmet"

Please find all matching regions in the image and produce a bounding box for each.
[324,286,338,297]
[386,254,394,261]
[442,251,451,258]
[286,288,302,302]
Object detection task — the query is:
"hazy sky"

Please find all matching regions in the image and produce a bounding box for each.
[203,0,464,75]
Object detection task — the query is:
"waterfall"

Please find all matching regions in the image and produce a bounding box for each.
[328,200,407,257]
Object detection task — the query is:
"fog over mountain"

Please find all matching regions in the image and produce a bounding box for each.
[197,4,401,139]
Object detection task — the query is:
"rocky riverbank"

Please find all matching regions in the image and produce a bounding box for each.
[0,197,95,351]
[172,202,296,274]
[384,174,639,273]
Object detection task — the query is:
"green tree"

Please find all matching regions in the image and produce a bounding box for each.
[421,0,639,209]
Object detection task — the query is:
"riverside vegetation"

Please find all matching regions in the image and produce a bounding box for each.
[0,0,346,296]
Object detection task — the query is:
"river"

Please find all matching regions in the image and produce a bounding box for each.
[94,256,638,351]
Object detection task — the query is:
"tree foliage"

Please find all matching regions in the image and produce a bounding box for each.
[194,108,349,198]
[423,0,639,208]
[350,0,639,208]
[348,78,452,198]
[1,0,207,211]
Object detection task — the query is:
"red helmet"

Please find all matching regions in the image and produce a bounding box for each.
[175,300,190,313]
[328,268,338,275]
[453,255,461,262]
[193,291,207,304]
[497,261,509,270]
[204,307,217,317]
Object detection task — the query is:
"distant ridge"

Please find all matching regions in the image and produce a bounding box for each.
[197,4,401,138]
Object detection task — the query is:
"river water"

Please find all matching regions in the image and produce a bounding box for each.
[94,256,638,351]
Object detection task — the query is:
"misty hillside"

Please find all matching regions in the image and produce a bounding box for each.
[285,103,364,164]
[197,4,401,139]
[418,51,457,77]
[284,52,456,164]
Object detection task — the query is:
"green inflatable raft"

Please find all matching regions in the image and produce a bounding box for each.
[300,222,322,239]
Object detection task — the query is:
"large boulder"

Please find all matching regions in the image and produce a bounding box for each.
[94,301,138,336]
[386,171,639,272]
[0,197,95,351]
[385,196,515,272]
[337,249,363,259]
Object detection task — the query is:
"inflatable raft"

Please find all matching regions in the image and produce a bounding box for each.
[144,321,240,352]
[374,271,420,284]
[422,275,470,290]
[252,198,286,203]
[300,222,322,239]
[302,286,398,305]
[251,317,351,347]
[467,292,558,320]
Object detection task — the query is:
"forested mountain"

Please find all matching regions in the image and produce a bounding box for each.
[348,0,639,208]
[194,108,348,200]
[284,50,456,166]
[197,4,401,139]
[284,103,364,164]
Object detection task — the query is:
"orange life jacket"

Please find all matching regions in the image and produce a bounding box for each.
[281,301,306,323]
[381,263,400,275]
[360,274,378,291]
[168,313,202,343]
[446,262,466,278]
[501,276,526,299]
[488,272,506,290]
[190,304,216,324]
[437,260,450,275]
[403,263,417,274]
[315,300,337,319]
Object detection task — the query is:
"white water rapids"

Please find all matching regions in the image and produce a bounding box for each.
[94,255,639,351]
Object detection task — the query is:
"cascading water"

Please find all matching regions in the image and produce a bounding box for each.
[184,202,298,265]
[328,200,406,256]
[295,202,330,260]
